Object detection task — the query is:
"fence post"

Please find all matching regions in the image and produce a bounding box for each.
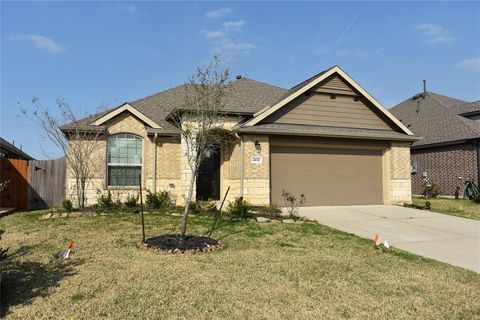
[139,174,145,243]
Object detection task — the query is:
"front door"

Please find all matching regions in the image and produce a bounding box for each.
[196,145,221,200]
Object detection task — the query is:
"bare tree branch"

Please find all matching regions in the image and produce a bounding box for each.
[172,55,232,237]
[20,98,102,209]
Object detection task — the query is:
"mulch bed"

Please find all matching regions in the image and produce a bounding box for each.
[141,234,220,254]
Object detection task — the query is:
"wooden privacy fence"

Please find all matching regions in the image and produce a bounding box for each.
[1,157,66,210]
[28,157,66,209]
[0,158,29,209]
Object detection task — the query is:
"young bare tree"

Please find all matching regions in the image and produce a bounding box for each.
[175,56,232,237]
[21,98,102,209]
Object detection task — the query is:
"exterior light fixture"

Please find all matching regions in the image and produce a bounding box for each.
[254,140,261,153]
[204,148,211,158]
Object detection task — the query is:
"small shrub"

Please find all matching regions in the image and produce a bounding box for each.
[97,190,114,210]
[189,201,200,214]
[425,201,431,210]
[257,203,282,219]
[404,203,424,210]
[226,197,252,219]
[124,194,139,208]
[473,194,480,204]
[62,199,73,212]
[196,200,217,215]
[145,191,158,209]
[146,190,174,210]
[0,229,9,260]
[423,183,439,199]
[282,190,306,218]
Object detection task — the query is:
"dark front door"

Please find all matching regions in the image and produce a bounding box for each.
[196,145,221,200]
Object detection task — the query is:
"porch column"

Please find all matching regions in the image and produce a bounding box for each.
[180,133,196,205]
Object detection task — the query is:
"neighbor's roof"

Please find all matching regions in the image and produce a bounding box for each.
[0,137,34,160]
[390,92,480,148]
[68,78,286,133]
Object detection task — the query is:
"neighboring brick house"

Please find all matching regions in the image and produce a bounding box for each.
[390,89,480,196]
[61,65,418,207]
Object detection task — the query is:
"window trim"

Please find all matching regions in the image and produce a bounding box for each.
[106,133,144,188]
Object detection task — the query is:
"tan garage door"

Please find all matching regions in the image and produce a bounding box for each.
[270,147,384,206]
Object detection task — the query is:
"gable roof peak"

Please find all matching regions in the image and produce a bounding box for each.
[242,65,413,136]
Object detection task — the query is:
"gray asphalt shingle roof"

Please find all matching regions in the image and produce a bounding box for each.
[253,68,331,116]
[72,78,286,132]
[0,137,34,160]
[450,101,480,115]
[390,92,480,148]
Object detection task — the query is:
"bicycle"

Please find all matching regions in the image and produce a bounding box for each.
[463,179,480,200]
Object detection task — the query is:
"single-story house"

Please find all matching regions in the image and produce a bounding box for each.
[390,86,480,196]
[61,65,418,207]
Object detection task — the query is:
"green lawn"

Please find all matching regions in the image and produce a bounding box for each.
[1,210,479,319]
[412,196,480,220]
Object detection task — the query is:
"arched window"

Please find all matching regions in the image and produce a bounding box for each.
[107,134,142,186]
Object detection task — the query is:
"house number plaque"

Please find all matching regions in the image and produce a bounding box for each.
[251,156,263,164]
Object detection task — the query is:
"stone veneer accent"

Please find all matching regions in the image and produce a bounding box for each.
[240,135,270,205]
[66,112,414,207]
[388,142,412,204]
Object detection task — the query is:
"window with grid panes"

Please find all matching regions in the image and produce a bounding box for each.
[107,134,142,186]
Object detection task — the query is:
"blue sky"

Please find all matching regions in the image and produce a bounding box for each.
[1,1,479,159]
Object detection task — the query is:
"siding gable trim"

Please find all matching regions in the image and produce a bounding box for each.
[242,66,414,136]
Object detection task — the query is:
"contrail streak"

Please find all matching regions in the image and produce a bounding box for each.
[312,11,362,73]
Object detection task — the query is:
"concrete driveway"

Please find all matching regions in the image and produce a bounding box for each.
[299,205,480,273]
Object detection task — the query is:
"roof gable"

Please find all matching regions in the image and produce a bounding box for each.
[90,103,162,129]
[312,74,355,95]
[242,66,414,136]
[260,74,396,131]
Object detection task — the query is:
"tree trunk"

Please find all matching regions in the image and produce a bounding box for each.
[75,178,82,209]
[180,167,197,237]
[80,178,84,209]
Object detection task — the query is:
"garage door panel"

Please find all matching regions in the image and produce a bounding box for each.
[271,146,383,206]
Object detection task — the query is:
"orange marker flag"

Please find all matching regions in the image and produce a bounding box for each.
[58,242,75,259]
[373,234,380,245]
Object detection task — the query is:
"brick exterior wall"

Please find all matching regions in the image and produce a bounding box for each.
[66,112,152,206]
[411,142,478,196]
[66,112,414,207]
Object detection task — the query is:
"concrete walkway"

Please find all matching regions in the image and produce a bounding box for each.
[299,205,480,273]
